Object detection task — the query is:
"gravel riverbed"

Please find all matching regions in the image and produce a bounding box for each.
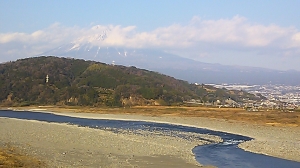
[59,112,300,162]
[1,111,299,167]
[0,117,218,168]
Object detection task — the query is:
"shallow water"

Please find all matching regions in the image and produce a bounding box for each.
[0,110,299,168]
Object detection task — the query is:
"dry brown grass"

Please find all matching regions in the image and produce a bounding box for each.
[0,144,46,168]
[12,105,299,128]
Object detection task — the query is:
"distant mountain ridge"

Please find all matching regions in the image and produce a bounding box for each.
[41,41,300,85]
[0,56,263,107]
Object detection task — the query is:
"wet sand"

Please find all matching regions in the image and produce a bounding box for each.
[1,111,299,167]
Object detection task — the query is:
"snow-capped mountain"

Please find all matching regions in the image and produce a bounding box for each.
[42,41,215,70]
[41,36,300,85]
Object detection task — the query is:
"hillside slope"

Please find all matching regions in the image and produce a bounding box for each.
[0,56,263,107]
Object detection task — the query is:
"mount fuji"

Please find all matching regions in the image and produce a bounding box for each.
[41,35,300,85]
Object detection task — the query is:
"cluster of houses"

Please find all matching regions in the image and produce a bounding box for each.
[185,98,299,112]
[202,84,300,112]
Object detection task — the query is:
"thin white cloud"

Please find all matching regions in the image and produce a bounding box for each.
[0,16,299,69]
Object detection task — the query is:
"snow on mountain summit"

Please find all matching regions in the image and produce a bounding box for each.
[72,32,108,45]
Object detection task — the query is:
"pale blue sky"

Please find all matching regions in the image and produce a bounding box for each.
[1,0,299,32]
[1,0,300,70]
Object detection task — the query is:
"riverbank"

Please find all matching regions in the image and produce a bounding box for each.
[0,117,219,168]
[1,108,299,167]
[54,111,300,162]
[24,106,300,127]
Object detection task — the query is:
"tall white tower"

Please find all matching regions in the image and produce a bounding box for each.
[46,75,49,83]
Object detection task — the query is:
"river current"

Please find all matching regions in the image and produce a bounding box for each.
[0,110,299,168]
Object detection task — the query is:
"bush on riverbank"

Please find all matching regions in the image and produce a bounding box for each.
[0,144,46,168]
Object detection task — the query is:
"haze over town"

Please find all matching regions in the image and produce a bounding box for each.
[1,0,300,71]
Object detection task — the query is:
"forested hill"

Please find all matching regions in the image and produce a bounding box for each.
[0,56,263,107]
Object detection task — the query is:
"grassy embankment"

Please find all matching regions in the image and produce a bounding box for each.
[0,144,45,168]
[12,105,300,127]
